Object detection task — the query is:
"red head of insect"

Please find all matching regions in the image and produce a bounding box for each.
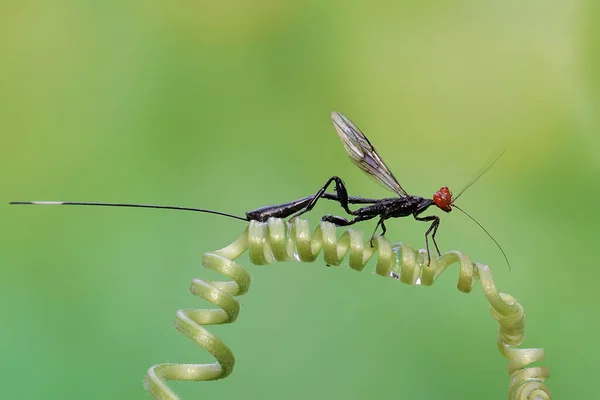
[433,186,453,212]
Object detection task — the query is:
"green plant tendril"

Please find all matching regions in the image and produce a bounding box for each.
[144,218,551,399]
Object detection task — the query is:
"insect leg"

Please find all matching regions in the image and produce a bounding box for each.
[368,218,387,247]
[290,176,353,220]
[430,219,442,256]
[413,214,440,265]
[379,219,387,236]
[321,213,375,227]
[322,193,379,205]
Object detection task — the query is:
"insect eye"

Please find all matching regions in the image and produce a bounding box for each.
[433,189,452,212]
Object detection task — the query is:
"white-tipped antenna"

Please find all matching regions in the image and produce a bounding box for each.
[9,201,249,222]
[453,149,507,202]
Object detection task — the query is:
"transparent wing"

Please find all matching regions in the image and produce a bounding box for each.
[331,111,408,196]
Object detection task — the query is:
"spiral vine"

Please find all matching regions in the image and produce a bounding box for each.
[144,218,551,399]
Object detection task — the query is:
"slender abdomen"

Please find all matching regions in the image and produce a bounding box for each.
[245,196,314,222]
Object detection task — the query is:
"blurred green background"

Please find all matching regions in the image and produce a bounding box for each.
[2,1,598,399]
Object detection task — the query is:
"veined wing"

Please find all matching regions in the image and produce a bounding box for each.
[331,111,408,197]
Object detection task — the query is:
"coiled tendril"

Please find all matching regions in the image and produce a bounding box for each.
[144,218,551,399]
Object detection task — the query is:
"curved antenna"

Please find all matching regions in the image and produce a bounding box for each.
[453,149,506,201]
[9,201,249,222]
[453,204,511,271]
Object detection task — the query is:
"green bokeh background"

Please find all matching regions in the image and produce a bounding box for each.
[2,2,598,399]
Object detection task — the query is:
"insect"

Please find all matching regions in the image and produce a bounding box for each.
[277,112,507,267]
[10,112,509,267]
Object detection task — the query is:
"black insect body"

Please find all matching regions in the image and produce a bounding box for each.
[277,112,455,264]
[11,111,508,267]
[244,192,377,223]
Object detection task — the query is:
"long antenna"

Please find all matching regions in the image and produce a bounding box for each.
[453,149,506,201]
[9,201,249,222]
[453,204,511,271]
